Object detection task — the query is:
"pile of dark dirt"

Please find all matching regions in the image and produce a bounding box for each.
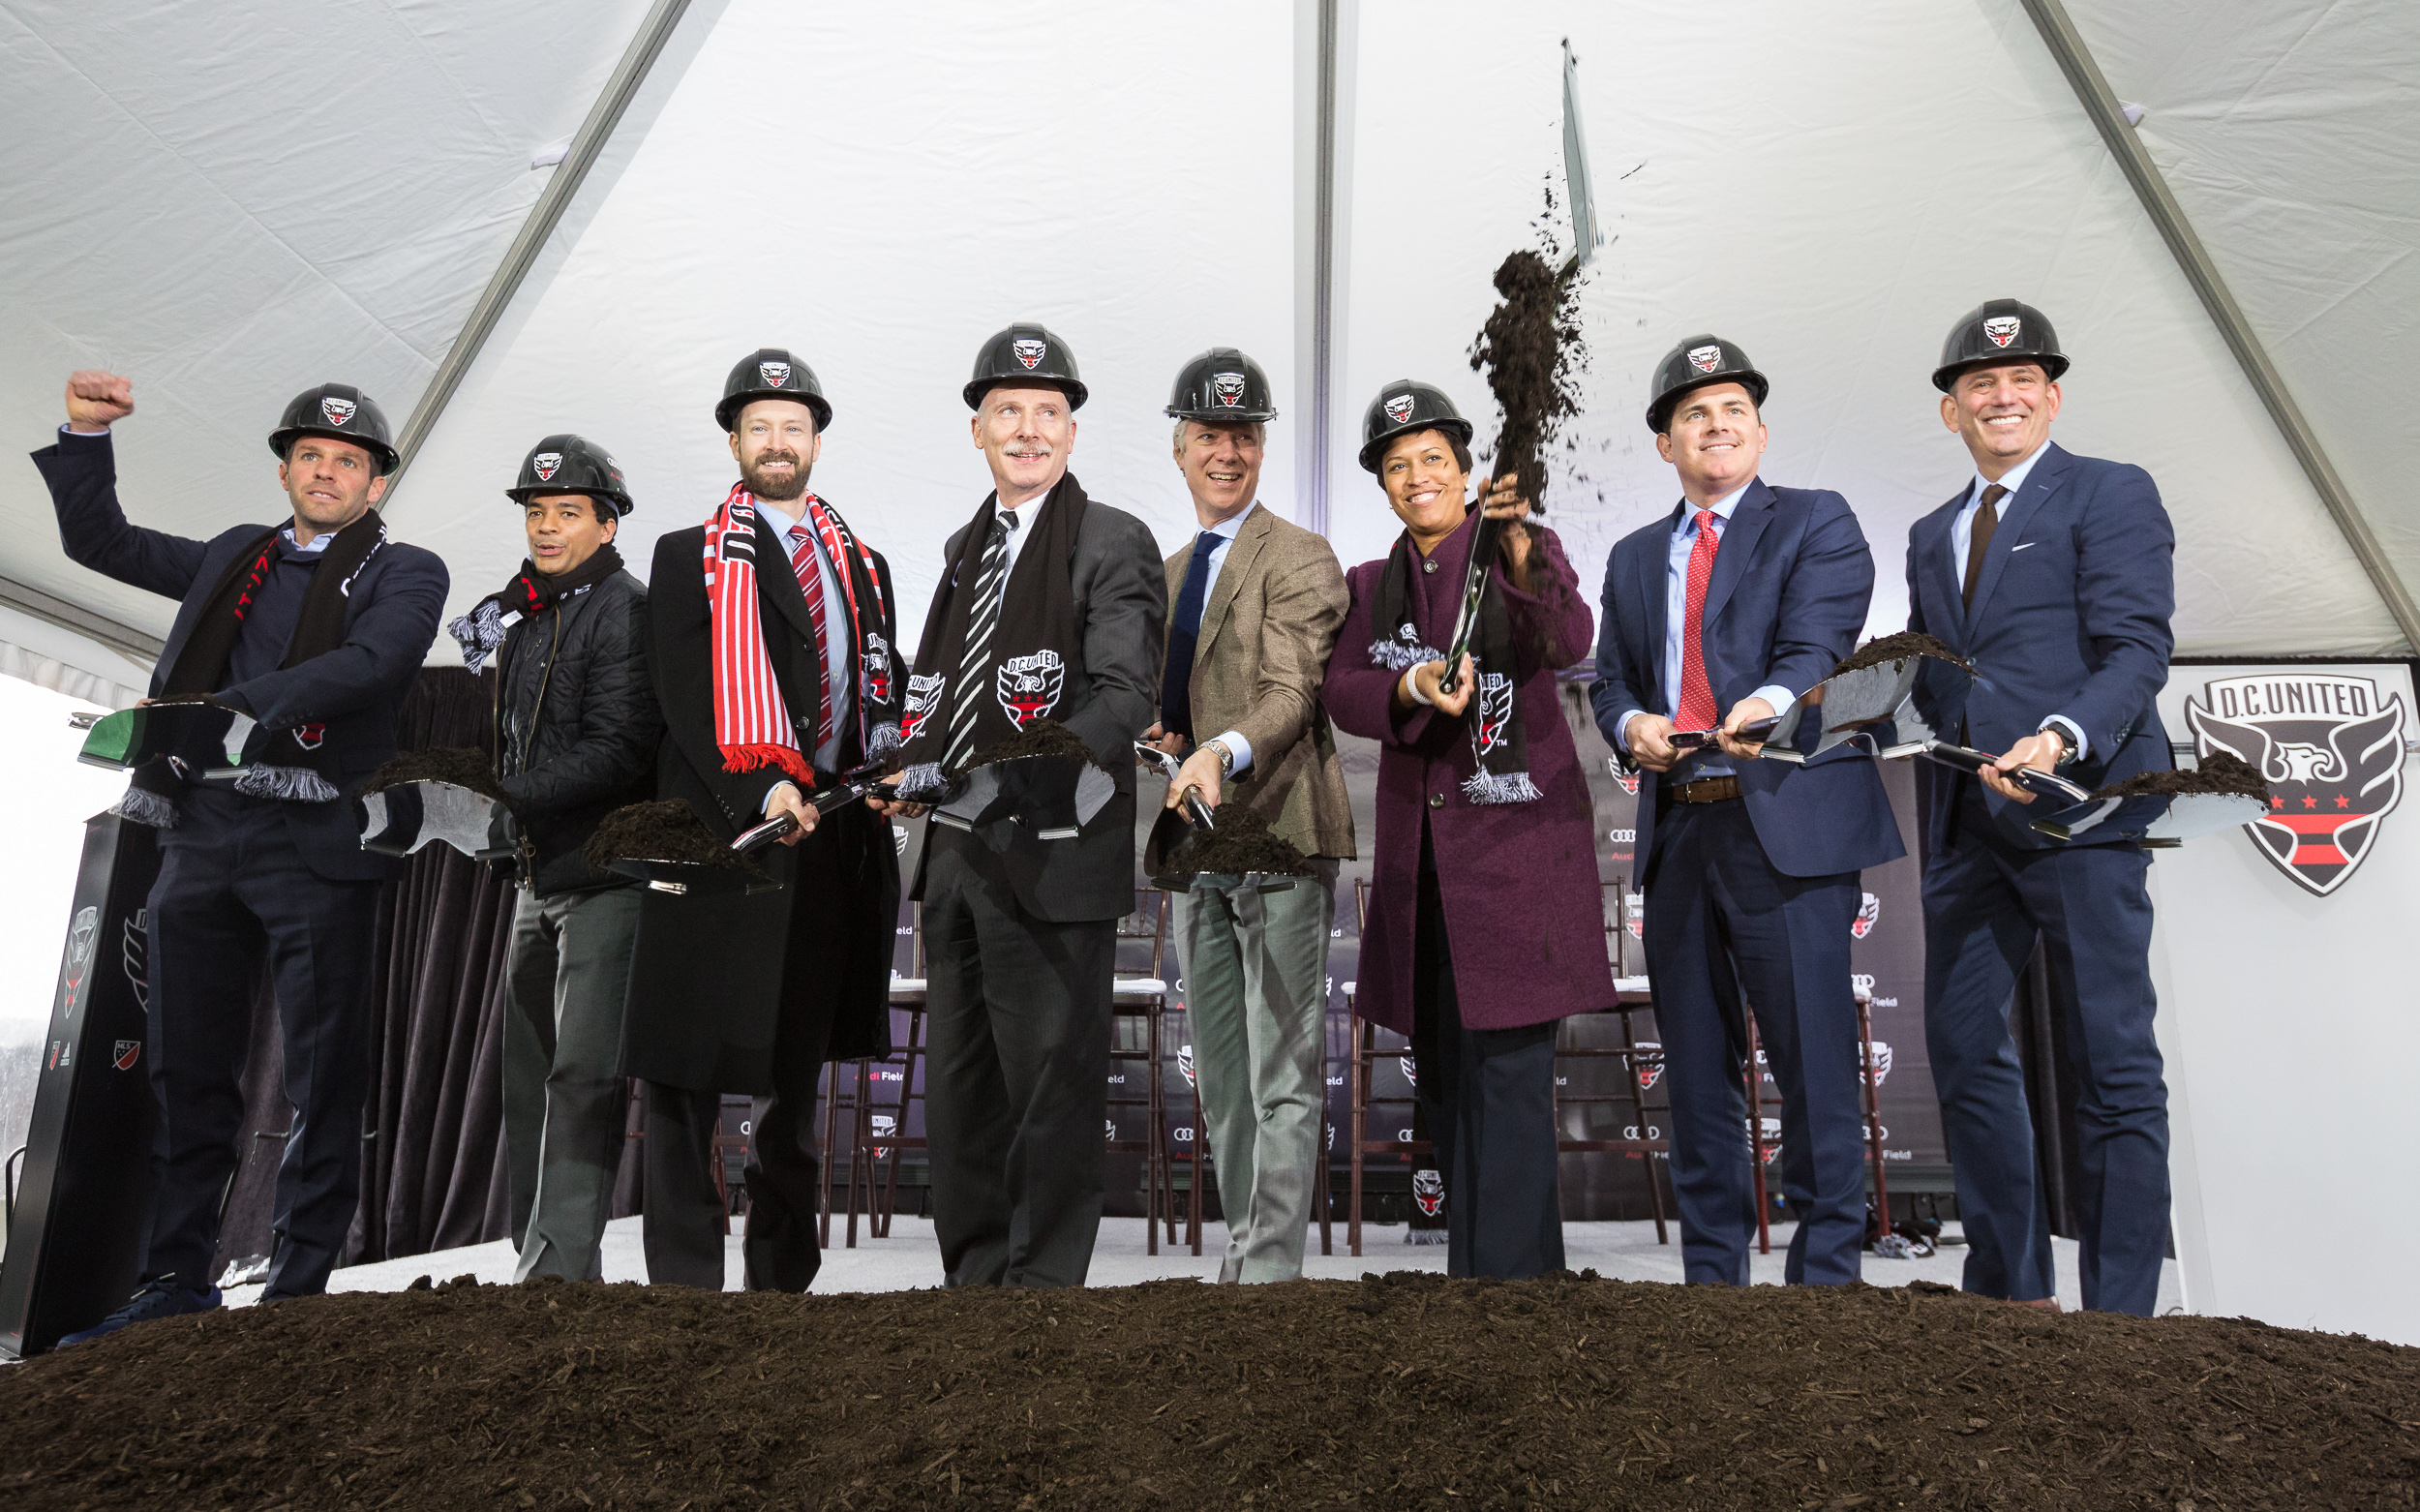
[2092,746,2270,802]
[1468,247,1586,513]
[966,718,1110,774]
[353,746,509,803]
[1832,631,1975,677]
[581,799,766,879]
[1160,802,1316,879]
[4,1273,2414,1511]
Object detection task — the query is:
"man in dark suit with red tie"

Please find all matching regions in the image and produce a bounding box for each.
[643,348,907,1291]
[1906,300,2177,1315]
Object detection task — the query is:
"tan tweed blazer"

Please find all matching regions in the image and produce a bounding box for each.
[1158,501,1354,860]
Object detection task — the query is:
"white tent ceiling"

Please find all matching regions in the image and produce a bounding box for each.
[4,0,2414,704]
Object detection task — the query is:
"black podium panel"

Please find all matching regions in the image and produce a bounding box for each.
[0,813,162,1358]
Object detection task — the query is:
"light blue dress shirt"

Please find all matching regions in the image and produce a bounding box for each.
[1947,442,2087,759]
[1612,484,1794,776]
[1183,503,1255,774]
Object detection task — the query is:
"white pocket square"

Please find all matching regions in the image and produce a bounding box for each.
[2010,542,2038,553]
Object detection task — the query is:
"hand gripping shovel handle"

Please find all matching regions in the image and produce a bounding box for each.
[1667,715,1782,753]
[729,774,901,855]
[1435,514,1504,698]
[1133,740,1217,830]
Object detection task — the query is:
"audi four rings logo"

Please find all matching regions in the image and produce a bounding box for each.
[1211,372,1247,407]
[1686,345,1722,373]
[759,361,790,388]
[1384,394,1415,426]
[319,396,356,427]
[1982,316,2022,348]
[531,452,562,482]
[1013,339,1046,370]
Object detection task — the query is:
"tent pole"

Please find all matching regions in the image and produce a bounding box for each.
[381,0,695,498]
[1298,0,1343,539]
[2021,0,2420,652]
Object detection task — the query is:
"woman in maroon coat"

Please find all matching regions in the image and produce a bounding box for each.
[1323,380,1608,1279]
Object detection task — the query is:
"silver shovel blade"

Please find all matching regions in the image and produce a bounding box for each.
[358,780,506,858]
[1560,40,1604,273]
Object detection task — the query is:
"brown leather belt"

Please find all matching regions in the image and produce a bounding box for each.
[1667,774,1742,804]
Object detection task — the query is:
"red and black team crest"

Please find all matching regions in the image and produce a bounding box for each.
[1851,891,1880,940]
[1383,394,1415,427]
[758,360,790,389]
[1633,1040,1663,1092]
[1012,339,1046,371]
[1411,1169,1445,1218]
[2187,673,2407,897]
[861,631,892,703]
[995,650,1065,727]
[112,1040,141,1072]
[899,673,947,743]
[1982,315,2022,348]
[1471,672,1515,756]
[531,451,562,482]
[1686,344,1722,374]
[1177,1044,1196,1089]
[1212,372,1247,408]
[319,395,356,427]
[61,904,98,1015]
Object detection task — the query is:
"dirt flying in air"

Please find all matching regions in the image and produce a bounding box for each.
[1830,631,1977,678]
[1468,240,1587,514]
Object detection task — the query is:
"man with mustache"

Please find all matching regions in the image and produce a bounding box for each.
[1906,300,2175,1315]
[877,322,1165,1287]
[35,372,446,1339]
[641,348,906,1291]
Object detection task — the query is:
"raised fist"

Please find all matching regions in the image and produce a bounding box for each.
[65,371,134,432]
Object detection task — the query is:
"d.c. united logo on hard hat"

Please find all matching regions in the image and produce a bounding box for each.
[531,452,562,482]
[1383,394,1415,426]
[1982,315,2022,348]
[2187,672,2408,897]
[1212,373,1246,407]
[759,360,790,389]
[1686,345,1722,373]
[320,395,356,427]
[1013,339,1046,370]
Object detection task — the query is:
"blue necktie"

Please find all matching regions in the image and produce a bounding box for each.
[1160,530,1221,742]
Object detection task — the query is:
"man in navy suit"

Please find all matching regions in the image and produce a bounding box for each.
[33,371,447,1338]
[1907,300,2175,1315]
[1590,336,1904,1287]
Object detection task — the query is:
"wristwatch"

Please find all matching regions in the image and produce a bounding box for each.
[1206,740,1236,779]
[2043,723,2078,767]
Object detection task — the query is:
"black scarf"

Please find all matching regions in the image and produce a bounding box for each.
[446,542,626,674]
[1366,517,1541,804]
[892,473,1089,798]
[117,510,389,826]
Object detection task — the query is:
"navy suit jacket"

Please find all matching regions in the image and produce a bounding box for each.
[1905,440,2174,853]
[1589,479,1905,881]
[33,430,448,881]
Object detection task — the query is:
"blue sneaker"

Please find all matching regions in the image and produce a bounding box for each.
[57,1277,223,1346]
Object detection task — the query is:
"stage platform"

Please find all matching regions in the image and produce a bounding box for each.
[235,1216,2184,1313]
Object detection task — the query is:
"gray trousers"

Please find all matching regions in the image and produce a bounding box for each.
[1173,862,1337,1284]
[503,884,641,1284]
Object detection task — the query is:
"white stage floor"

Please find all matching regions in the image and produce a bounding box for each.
[228,1215,2185,1315]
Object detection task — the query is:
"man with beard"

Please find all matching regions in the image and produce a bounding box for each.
[877,322,1164,1288]
[445,435,657,1285]
[642,348,906,1291]
[35,372,445,1339]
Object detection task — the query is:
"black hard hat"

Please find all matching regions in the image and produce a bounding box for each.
[506,434,634,517]
[716,348,832,433]
[1166,347,1278,423]
[1357,379,1472,473]
[1646,335,1769,433]
[267,383,398,473]
[964,322,1087,410]
[1932,298,2068,392]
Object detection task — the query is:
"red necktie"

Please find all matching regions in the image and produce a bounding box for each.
[788,526,836,755]
[1675,509,1720,731]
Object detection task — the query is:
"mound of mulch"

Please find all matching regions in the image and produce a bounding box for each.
[1832,631,1976,677]
[353,746,510,803]
[1468,246,1586,513]
[2092,747,2269,802]
[6,1274,2415,1512]
[1158,802,1316,879]
[581,799,765,879]
[966,718,1111,774]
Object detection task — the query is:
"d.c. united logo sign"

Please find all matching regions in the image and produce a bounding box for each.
[2187,673,2407,896]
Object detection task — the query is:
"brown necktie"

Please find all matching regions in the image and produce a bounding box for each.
[1961,483,2009,610]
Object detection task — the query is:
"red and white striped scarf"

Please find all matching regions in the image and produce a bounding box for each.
[702,484,884,786]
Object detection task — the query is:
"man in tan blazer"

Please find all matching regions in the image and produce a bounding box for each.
[1142,348,1353,1283]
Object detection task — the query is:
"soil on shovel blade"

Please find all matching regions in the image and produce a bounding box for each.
[1831,631,1976,678]
[582,799,767,880]
[353,745,510,803]
[1159,802,1316,879]
[2092,746,2269,801]
[4,1273,2414,1511]
[1468,247,1586,513]
[965,717,1110,774]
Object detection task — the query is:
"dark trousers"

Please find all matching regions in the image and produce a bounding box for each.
[923,829,1114,1288]
[1410,830,1563,1280]
[1924,780,2169,1315]
[1643,798,1867,1286]
[142,789,379,1297]
[639,823,849,1293]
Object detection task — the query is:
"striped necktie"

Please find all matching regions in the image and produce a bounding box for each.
[944,508,1016,770]
[786,526,836,757]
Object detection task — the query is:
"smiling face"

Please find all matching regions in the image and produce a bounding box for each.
[972,385,1075,503]
[1654,381,1768,502]
[1173,420,1264,527]
[729,398,822,501]
[279,435,387,541]
[1942,360,2061,479]
[1377,429,1469,553]
[525,492,618,577]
